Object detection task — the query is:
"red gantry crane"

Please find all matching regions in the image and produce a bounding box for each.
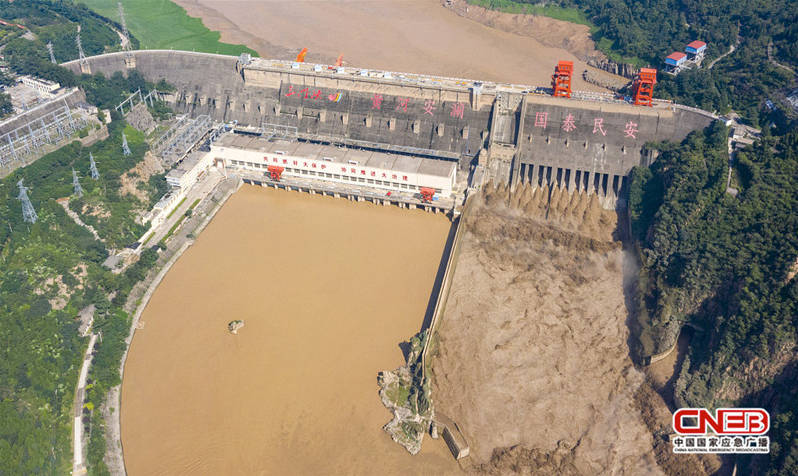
[551,61,573,98]
[632,68,657,106]
[267,165,284,181]
[419,187,435,203]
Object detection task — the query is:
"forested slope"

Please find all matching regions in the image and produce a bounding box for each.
[629,124,798,474]
[474,0,797,124]
[0,2,176,473]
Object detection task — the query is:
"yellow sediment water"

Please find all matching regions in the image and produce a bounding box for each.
[121,185,460,475]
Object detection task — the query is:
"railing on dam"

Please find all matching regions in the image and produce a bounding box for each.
[420,192,475,376]
[63,50,723,117]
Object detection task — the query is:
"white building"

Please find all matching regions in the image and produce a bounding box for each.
[19,75,60,96]
[210,133,457,197]
[166,150,213,190]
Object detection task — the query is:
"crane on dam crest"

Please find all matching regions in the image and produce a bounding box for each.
[551,61,574,98]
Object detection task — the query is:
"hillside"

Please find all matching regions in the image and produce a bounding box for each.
[468,0,797,125]
[78,0,256,56]
[0,3,178,472]
[629,123,798,474]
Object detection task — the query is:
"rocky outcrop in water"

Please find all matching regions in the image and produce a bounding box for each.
[228,320,244,334]
[378,330,433,454]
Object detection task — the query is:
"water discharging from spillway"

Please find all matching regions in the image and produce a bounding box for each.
[121,185,459,475]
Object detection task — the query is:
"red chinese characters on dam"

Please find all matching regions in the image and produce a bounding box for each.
[284,85,642,138]
[264,156,410,181]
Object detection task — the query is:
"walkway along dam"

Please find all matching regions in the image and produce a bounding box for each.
[63,50,716,208]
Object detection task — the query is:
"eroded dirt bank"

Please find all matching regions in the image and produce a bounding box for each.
[432,184,662,474]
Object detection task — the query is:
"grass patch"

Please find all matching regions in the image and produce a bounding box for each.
[386,382,411,407]
[188,198,201,210]
[165,196,187,219]
[465,0,593,28]
[79,0,257,56]
[595,37,645,67]
[161,213,187,243]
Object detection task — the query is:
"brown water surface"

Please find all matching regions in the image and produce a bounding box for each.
[121,185,459,475]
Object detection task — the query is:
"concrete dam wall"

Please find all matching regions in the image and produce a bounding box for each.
[63,51,715,197]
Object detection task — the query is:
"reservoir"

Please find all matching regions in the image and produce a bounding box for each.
[120,185,459,474]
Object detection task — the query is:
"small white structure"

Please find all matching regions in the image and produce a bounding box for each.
[19,75,60,96]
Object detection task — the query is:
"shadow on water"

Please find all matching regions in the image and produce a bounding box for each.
[420,214,460,333]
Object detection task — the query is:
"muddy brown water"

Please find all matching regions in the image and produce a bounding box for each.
[174,0,609,90]
[121,185,460,475]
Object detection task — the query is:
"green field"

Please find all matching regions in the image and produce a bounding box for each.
[79,0,257,56]
[465,0,594,28]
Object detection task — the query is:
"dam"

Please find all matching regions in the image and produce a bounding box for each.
[63,50,717,207]
[58,50,721,471]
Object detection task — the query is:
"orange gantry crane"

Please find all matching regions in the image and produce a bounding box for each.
[632,68,657,106]
[551,61,574,98]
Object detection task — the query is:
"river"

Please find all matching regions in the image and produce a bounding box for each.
[121,185,460,474]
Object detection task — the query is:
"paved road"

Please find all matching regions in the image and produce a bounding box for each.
[149,170,224,246]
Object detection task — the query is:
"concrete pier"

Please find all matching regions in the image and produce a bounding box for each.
[241,174,455,215]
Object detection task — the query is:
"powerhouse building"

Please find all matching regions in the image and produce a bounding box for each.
[207,134,457,196]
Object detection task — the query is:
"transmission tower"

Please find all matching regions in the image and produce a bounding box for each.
[17,179,37,224]
[89,152,100,180]
[76,28,86,62]
[122,133,131,156]
[72,169,84,198]
[47,42,56,64]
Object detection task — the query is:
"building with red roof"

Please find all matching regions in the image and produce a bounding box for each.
[686,41,707,55]
[665,52,687,67]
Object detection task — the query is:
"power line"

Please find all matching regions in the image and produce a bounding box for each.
[117,2,133,54]
[47,42,56,64]
[76,28,86,63]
